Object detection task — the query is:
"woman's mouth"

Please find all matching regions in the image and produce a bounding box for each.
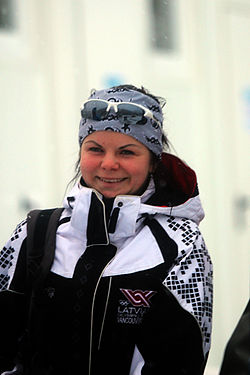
[98,177,127,183]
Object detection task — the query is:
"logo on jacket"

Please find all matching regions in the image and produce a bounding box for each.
[120,288,156,307]
[117,289,157,325]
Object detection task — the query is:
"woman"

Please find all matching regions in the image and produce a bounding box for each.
[0,84,213,374]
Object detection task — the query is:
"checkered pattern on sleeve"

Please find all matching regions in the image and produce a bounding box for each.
[162,217,213,357]
[0,219,27,291]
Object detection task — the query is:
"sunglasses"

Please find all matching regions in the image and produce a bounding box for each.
[81,99,161,127]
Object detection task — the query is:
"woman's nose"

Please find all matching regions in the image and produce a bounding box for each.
[101,153,119,170]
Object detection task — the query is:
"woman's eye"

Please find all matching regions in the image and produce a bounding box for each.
[120,149,134,155]
[89,147,103,152]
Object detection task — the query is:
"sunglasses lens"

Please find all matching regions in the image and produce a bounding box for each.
[117,104,146,125]
[81,101,150,125]
[81,101,108,121]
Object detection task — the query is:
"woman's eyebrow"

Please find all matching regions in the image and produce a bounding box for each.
[119,144,140,149]
[84,140,102,147]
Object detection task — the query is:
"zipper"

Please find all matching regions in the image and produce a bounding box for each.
[88,191,119,374]
[88,255,116,375]
[98,276,112,349]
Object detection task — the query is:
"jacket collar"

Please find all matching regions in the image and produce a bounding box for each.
[62,153,205,243]
[63,184,154,245]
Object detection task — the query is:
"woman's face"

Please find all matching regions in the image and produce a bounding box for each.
[80,131,153,198]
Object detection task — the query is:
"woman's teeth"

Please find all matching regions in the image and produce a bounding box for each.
[99,177,125,183]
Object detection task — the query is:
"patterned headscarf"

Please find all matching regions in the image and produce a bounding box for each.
[79,86,164,158]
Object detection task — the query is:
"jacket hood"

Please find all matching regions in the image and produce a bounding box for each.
[146,153,205,224]
[63,153,204,225]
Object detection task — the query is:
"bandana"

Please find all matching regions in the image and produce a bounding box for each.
[79,86,163,157]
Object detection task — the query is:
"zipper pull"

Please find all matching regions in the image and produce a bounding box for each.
[108,207,120,233]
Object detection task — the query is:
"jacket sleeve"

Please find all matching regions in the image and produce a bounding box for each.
[0,219,28,372]
[163,223,213,361]
[131,216,213,374]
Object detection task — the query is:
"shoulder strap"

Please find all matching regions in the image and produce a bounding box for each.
[26,207,64,290]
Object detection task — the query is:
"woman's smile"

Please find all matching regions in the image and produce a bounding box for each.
[97,177,128,183]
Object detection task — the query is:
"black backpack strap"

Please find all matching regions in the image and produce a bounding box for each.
[26,208,64,290]
[34,207,64,289]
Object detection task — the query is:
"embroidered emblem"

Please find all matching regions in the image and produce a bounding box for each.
[120,288,156,307]
[117,289,157,325]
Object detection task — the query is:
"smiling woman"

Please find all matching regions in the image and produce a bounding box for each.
[0,84,213,375]
[80,132,154,198]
